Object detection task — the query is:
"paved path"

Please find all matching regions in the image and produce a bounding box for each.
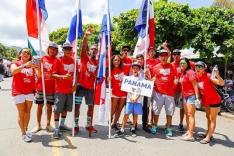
[0,77,233,156]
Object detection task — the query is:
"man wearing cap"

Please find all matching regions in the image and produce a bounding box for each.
[74,28,98,134]
[33,42,60,133]
[52,42,77,138]
[171,49,184,132]
[150,49,177,137]
[121,45,133,66]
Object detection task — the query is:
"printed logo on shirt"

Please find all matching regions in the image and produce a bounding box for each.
[114,72,124,81]
[87,62,97,73]
[159,68,170,76]
[176,67,181,74]
[198,82,204,89]
[21,68,33,76]
[23,78,31,83]
[64,64,74,73]
[44,62,52,71]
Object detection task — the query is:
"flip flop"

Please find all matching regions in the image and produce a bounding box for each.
[31,127,42,133]
[200,139,210,144]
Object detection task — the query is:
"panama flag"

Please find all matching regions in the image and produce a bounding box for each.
[26,0,49,55]
[66,0,83,53]
[95,14,112,123]
[133,0,155,57]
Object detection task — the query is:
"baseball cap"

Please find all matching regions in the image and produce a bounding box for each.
[131,61,141,68]
[195,61,206,68]
[48,42,58,49]
[159,49,168,54]
[173,49,181,53]
[62,42,72,48]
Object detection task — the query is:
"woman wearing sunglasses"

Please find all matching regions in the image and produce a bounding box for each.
[179,58,199,141]
[195,61,224,144]
[11,48,39,142]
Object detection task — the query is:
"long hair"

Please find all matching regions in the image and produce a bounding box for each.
[18,48,32,61]
[180,57,192,75]
[111,54,123,70]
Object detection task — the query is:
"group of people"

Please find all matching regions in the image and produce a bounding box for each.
[11,28,225,144]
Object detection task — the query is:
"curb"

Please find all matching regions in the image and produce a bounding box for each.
[220,112,234,120]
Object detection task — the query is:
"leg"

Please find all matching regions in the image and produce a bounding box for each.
[121,114,129,129]
[142,96,149,127]
[186,103,196,137]
[133,114,138,128]
[16,102,26,135]
[46,104,53,127]
[24,100,33,131]
[111,97,119,123]
[36,104,43,129]
[180,108,184,125]
[113,98,126,125]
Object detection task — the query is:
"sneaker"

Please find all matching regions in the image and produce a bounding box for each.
[46,125,54,132]
[178,124,184,132]
[86,126,98,133]
[143,126,151,133]
[53,128,61,139]
[150,126,158,134]
[114,130,124,137]
[26,131,33,138]
[74,126,79,135]
[165,128,173,137]
[59,125,71,132]
[111,124,119,132]
[22,135,32,143]
[130,128,137,137]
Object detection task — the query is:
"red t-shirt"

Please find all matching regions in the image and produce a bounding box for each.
[171,61,182,93]
[111,67,128,97]
[53,56,76,94]
[146,58,160,73]
[196,73,221,106]
[12,61,36,96]
[181,69,196,97]
[151,63,176,96]
[77,49,98,90]
[122,57,132,66]
[36,56,60,94]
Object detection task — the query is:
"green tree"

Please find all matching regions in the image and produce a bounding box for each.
[213,0,234,9]
[0,43,18,61]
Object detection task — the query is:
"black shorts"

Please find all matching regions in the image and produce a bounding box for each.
[209,103,221,108]
[35,92,54,105]
[75,85,94,105]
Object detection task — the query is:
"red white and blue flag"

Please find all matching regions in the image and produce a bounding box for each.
[133,0,155,57]
[66,0,83,53]
[95,14,112,123]
[26,0,49,55]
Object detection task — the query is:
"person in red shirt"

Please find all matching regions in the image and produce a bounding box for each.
[179,58,199,141]
[150,49,176,137]
[120,45,133,66]
[52,42,77,139]
[110,55,128,131]
[32,42,59,133]
[11,48,38,142]
[74,28,98,134]
[171,49,185,132]
[195,61,224,144]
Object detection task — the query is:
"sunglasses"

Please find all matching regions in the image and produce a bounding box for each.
[180,62,187,65]
[195,65,204,69]
[63,47,72,50]
[173,52,181,56]
[22,51,31,55]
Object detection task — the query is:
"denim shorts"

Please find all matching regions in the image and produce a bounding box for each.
[183,95,196,105]
[125,102,143,115]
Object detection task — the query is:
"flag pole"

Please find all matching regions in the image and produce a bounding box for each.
[144,0,150,72]
[106,0,112,139]
[36,0,47,106]
[72,0,80,137]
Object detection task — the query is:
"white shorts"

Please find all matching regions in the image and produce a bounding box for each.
[152,91,175,116]
[13,94,34,104]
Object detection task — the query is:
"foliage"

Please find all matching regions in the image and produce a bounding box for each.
[0,43,18,61]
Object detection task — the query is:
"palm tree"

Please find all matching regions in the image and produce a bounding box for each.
[213,0,234,9]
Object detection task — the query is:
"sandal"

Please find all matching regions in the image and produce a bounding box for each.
[31,127,42,133]
[181,136,195,142]
[200,139,210,144]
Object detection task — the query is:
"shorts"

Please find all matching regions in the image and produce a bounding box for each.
[54,93,73,113]
[125,102,143,115]
[174,91,183,109]
[208,103,221,108]
[152,91,175,116]
[112,94,127,98]
[13,94,34,104]
[75,85,94,105]
[35,92,55,105]
[183,95,196,105]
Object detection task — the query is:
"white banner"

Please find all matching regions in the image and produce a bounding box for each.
[121,76,154,97]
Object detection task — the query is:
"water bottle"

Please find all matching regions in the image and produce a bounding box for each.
[211,65,218,79]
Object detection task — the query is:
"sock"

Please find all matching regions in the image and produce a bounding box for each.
[60,116,66,126]
[54,119,59,129]
[131,127,135,131]
[86,116,91,127]
[75,117,79,127]
[120,128,124,132]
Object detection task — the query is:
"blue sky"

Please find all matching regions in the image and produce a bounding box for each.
[0,0,214,47]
